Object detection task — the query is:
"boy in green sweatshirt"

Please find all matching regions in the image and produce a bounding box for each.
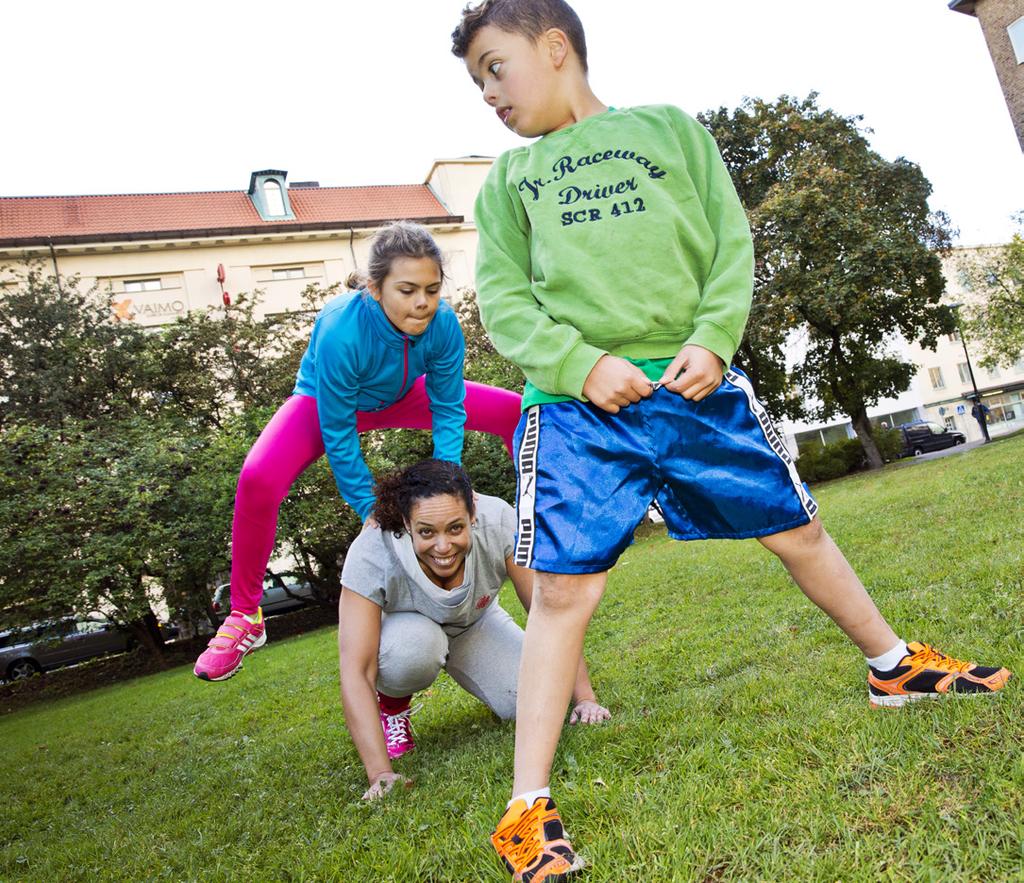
[452,2,1011,880]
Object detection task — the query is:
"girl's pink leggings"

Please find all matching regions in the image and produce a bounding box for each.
[229,377,523,614]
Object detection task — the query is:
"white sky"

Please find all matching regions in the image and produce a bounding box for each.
[2,0,1020,245]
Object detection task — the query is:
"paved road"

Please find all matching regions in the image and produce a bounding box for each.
[900,439,985,464]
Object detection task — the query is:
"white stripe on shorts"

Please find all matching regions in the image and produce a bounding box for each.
[514,406,540,567]
[724,369,818,520]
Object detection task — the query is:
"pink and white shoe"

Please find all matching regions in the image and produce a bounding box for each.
[379,702,421,759]
[193,608,266,681]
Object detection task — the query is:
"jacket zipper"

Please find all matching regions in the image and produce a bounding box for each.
[374,335,411,411]
[400,335,410,396]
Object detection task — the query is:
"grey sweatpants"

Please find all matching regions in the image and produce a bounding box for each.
[376,602,524,720]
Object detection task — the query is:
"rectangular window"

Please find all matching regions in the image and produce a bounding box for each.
[978,391,1022,425]
[947,329,961,343]
[794,430,824,452]
[988,404,1016,425]
[957,362,971,384]
[1008,15,1024,64]
[124,279,161,292]
[987,364,1002,379]
[928,367,945,389]
[793,424,850,450]
[820,423,852,444]
[890,408,920,427]
[253,264,323,285]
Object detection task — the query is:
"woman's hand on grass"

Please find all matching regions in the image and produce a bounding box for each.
[569,698,611,726]
[362,772,412,801]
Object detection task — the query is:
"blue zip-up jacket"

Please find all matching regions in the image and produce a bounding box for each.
[293,290,466,520]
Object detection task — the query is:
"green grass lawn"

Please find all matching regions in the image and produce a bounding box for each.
[2,438,1022,882]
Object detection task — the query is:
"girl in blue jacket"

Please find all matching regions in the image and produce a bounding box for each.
[195,221,521,682]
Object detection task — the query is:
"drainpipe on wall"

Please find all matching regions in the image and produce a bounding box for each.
[48,240,63,294]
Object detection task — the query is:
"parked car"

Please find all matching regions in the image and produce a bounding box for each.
[897,421,967,457]
[163,609,214,641]
[211,572,317,621]
[0,615,133,682]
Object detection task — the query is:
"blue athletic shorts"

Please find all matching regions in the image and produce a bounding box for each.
[511,368,818,574]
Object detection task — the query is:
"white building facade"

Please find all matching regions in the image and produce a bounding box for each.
[781,246,1024,451]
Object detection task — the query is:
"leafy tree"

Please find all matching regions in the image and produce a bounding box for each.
[0,273,329,648]
[959,217,1024,370]
[0,267,151,428]
[145,418,249,629]
[701,95,955,467]
[0,418,196,654]
[0,267,324,429]
[144,282,335,428]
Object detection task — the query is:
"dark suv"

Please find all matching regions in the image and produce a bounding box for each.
[898,421,967,457]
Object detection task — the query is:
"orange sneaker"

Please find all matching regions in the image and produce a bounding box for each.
[868,641,1011,708]
[491,796,584,882]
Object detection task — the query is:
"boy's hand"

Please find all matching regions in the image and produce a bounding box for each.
[656,345,725,401]
[582,355,653,413]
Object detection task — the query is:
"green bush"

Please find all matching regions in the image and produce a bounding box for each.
[796,437,867,483]
[797,429,907,484]
[875,428,905,462]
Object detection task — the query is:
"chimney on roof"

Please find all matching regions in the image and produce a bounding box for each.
[248,169,295,221]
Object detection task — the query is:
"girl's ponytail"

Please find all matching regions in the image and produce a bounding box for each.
[345,269,368,291]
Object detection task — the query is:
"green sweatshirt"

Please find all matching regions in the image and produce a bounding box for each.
[474,104,754,406]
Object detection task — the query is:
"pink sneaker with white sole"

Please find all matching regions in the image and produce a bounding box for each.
[380,703,421,759]
[193,608,266,681]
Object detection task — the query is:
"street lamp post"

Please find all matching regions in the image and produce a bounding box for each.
[948,302,990,443]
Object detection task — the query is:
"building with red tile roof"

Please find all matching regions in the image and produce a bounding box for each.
[0,182,459,247]
[0,161,493,324]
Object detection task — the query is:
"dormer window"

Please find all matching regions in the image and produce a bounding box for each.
[263,180,286,216]
[247,169,295,221]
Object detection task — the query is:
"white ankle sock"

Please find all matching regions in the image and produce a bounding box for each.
[867,640,909,671]
[508,788,551,809]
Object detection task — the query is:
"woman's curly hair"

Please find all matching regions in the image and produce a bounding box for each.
[373,459,475,535]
